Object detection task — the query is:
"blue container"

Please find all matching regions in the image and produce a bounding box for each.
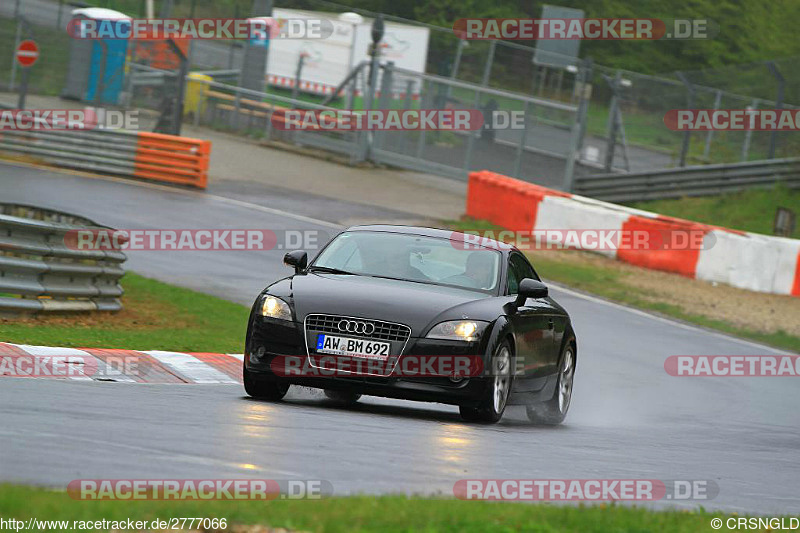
[62,10,130,105]
[85,31,129,104]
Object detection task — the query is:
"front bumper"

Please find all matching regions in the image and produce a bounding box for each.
[245,317,491,406]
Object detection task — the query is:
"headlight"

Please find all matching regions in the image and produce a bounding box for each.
[426,320,488,342]
[258,295,292,321]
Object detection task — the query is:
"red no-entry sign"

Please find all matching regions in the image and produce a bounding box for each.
[15,40,39,68]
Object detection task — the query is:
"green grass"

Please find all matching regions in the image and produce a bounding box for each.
[445,218,800,353]
[628,186,800,239]
[0,484,729,532]
[0,272,250,352]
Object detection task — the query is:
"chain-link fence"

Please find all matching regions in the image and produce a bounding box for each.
[2,0,799,190]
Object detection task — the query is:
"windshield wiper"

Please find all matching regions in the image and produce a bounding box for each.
[307,266,357,275]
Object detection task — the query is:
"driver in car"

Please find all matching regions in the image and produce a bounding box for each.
[443,251,495,289]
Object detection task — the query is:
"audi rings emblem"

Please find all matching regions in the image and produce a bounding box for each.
[338,319,375,335]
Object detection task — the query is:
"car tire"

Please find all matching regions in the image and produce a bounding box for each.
[324,390,362,403]
[243,364,289,401]
[526,341,575,425]
[459,339,513,424]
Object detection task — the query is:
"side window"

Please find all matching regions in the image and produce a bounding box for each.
[506,253,537,294]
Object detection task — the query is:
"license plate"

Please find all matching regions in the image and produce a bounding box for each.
[315,334,390,360]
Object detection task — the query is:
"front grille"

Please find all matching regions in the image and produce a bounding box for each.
[305,314,411,342]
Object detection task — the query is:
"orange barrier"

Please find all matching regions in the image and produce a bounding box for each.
[465,170,800,297]
[466,170,570,232]
[134,132,211,189]
[617,215,710,278]
[793,252,800,297]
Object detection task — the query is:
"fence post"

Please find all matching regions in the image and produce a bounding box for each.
[462,40,497,175]
[676,71,694,167]
[766,61,784,160]
[355,15,383,163]
[563,59,592,192]
[512,100,530,179]
[741,99,758,162]
[291,53,306,101]
[9,19,22,92]
[604,70,622,172]
[575,58,593,154]
[480,40,496,87]
[374,61,394,153]
[402,80,415,154]
[703,89,722,161]
[445,39,465,103]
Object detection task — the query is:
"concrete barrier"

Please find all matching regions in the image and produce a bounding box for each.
[465,170,800,297]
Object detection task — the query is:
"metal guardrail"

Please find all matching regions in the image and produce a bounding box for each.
[0,129,211,188]
[573,158,800,202]
[0,129,139,176]
[0,204,126,314]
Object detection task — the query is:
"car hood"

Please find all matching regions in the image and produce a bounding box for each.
[286,273,490,335]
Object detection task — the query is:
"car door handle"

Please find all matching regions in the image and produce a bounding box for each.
[547,318,554,330]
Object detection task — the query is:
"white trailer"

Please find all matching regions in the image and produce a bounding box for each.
[265,8,430,98]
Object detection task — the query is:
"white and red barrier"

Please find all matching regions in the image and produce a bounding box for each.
[466,171,800,297]
[0,343,243,384]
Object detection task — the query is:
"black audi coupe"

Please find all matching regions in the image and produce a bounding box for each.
[244,225,577,424]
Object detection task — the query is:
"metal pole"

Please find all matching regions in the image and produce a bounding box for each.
[563,59,591,192]
[57,0,64,29]
[575,58,593,153]
[604,71,621,172]
[480,40,496,87]
[358,21,382,163]
[17,68,30,109]
[166,39,188,136]
[676,71,694,168]
[462,40,497,174]
[402,79,414,154]
[373,61,394,153]
[291,53,305,101]
[512,100,530,178]
[741,99,758,162]
[703,89,722,161]
[10,20,22,92]
[445,39,464,102]
[766,61,784,159]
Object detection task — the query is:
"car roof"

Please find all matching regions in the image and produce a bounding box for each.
[344,224,514,253]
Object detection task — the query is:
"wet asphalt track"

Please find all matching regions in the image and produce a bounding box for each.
[0,162,798,514]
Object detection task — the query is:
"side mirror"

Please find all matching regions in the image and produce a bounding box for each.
[284,250,307,273]
[514,278,548,307]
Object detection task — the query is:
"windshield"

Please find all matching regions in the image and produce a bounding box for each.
[312,231,501,292]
